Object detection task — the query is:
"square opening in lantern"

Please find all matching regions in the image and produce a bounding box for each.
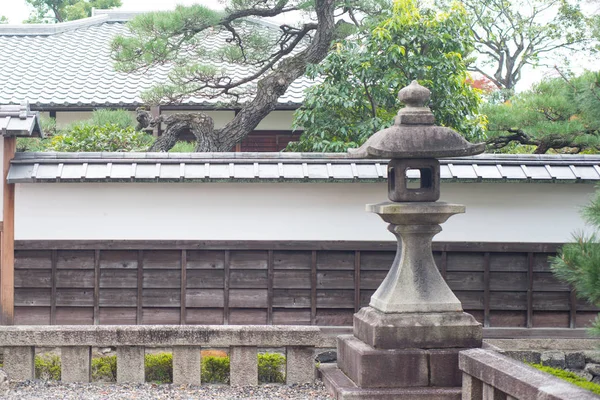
[387,159,440,202]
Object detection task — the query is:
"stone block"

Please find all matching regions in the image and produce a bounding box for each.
[117,346,145,383]
[0,369,8,396]
[337,335,428,388]
[429,349,461,387]
[566,352,586,370]
[61,346,91,383]
[320,364,461,400]
[585,363,600,376]
[173,346,201,385]
[462,373,482,400]
[584,351,600,364]
[541,351,565,369]
[483,382,505,400]
[4,347,34,381]
[501,350,541,365]
[387,158,440,202]
[230,346,257,386]
[354,307,482,349]
[286,346,314,384]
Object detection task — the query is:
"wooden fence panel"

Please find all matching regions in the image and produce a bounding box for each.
[11,241,599,331]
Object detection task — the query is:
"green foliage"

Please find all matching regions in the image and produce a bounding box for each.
[258,353,285,383]
[145,353,173,384]
[89,108,135,130]
[530,363,600,395]
[24,0,121,23]
[289,0,485,152]
[169,141,197,152]
[485,71,600,153]
[202,355,230,384]
[0,16,8,24]
[35,354,61,380]
[551,187,600,336]
[91,355,117,382]
[47,124,152,152]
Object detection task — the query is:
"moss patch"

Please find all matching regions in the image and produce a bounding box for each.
[530,363,600,395]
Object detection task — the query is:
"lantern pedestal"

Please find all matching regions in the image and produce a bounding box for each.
[320,202,482,399]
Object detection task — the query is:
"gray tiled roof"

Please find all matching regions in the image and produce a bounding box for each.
[0,103,43,137]
[8,153,600,183]
[0,11,315,108]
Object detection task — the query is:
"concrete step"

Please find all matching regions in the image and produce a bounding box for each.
[319,363,461,400]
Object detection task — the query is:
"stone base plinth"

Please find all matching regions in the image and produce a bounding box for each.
[320,364,461,400]
[354,307,482,349]
[337,335,463,389]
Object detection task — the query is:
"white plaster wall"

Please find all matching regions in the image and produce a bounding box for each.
[14,182,594,242]
[255,110,296,130]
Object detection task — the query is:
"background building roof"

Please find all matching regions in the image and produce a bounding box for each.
[8,153,600,183]
[0,10,315,109]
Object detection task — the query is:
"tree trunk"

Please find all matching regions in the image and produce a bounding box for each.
[147,113,215,152]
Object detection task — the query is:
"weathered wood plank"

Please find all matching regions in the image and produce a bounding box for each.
[532,272,571,291]
[99,289,137,307]
[143,270,181,289]
[273,289,311,308]
[186,289,224,308]
[359,271,387,290]
[143,250,181,269]
[55,307,94,325]
[446,272,485,291]
[100,251,138,269]
[56,270,95,288]
[229,309,267,325]
[98,307,137,325]
[185,308,224,325]
[317,271,354,289]
[230,251,268,269]
[489,292,527,311]
[55,289,94,307]
[489,253,528,272]
[489,311,527,328]
[489,272,528,291]
[14,269,51,288]
[273,270,311,289]
[316,309,353,326]
[186,251,224,269]
[56,251,95,269]
[273,251,311,270]
[142,308,181,324]
[230,270,268,288]
[229,289,268,308]
[446,252,485,272]
[186,270,224,288]
[317,251,354,270]
[359,251,395,271]
[532,311,570,328]
[316,290,354,308]
[533,292,571,311]
[14,306,50,325]
[99,269,137,288]
[272,309,311,325]
[142,289,181,307]
[14,251,52,269]
[1,137,16,325]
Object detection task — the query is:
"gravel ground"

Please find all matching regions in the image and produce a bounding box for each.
[5,380,334,399]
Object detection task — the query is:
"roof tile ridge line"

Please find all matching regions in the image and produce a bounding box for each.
[0,14,109,36]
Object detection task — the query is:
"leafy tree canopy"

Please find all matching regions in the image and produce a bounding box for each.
[0,16,8,24]
[111,0,388,152]
[444,0,599,91]
[288,0,486,152]
[485,70,600,153]
[24,0,121,23]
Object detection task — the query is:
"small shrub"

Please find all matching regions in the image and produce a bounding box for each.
[47,123,153,152]
[169,141,196,152]
[90,109,135,130]
[145,353,173,383]
[530,363,600,395]
[258,353,285,383]
[92,355,117,382]
[35,354,61,380]
[202,355,230,384]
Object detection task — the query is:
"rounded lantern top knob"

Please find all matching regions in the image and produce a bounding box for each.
[398,80,430,107]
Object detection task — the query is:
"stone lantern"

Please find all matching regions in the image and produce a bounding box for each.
[321,81,485,399]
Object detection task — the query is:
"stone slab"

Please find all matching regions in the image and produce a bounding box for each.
[354,307,482,349]
[429,349,462,387]
[61,346,91,383]
[320,364,461,400]
[117,346,145,383]
[286,346,315,384]
[4,346,34,381]
[230,346,258,386]
[173,346,201,385]
[337,335,428,388]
